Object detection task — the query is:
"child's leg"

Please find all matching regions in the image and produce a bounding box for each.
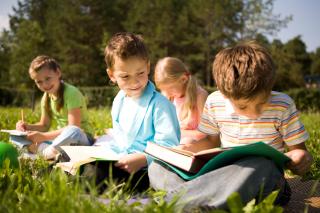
[81,161,149,194]
[42,125,92,159]
[149,156,283,210]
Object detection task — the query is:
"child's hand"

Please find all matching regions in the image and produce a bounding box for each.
[16,120,27,131]
[115,153,147,174]
[285,149,313,175]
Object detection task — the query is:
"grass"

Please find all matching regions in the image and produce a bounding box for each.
[0,107,319,212]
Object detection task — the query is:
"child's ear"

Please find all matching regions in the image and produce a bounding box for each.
[106,68,116,83]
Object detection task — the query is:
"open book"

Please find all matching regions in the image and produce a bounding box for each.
[0,129,31,148]
[145,142,228,173]
[145,142,291,180]
[55,145,123,175]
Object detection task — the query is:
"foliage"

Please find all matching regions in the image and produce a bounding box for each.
[0,0,294,88]
[285,88,320,112]
[0,108,319,212]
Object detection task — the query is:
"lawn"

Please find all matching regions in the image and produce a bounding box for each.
[0,107,319,212]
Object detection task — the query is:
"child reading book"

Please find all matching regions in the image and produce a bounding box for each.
[154,57,208,144]
[81,32,180,192]
[148,41,314,210]
[15,56,94,160]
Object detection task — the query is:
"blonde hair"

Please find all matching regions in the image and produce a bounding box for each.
[213,41,275,100]
[154,57,198,120]
[29,55,64,117]
[104,32,149,69]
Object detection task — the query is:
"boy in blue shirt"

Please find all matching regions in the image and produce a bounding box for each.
[86,32,180,192]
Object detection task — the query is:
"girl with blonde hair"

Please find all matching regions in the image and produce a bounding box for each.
[154,57,208,144]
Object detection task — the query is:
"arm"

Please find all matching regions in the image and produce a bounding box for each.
[179,134,220,153]
[180,88,208,141]
[115,153,147,174]
[27,108,82,144]
[285,142,313,175]
[16,112,51,132]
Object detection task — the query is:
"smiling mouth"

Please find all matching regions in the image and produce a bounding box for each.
[129,87,141,91]
[44,86,54,91]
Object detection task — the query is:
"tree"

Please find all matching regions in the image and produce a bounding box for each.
[270,37,311,90]
[9,20,44,87]
[0,30,12,86]
[310,48,320,75]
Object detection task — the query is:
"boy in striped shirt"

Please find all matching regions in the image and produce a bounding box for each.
[148,41,313,210]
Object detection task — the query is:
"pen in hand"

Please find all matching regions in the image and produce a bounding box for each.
[17,109,26,132]
[21,109,24,123]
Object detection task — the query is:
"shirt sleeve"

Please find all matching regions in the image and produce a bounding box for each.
[198,97,220,135]
[64,86,85,110]
[279,99,309,146]
[146,97,180,165]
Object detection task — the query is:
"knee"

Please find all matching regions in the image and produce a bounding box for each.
[62,125,82,136]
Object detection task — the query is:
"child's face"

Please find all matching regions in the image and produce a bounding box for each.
[108,57,150,98]
[229,94,269,119]
[157,75,187,99]
[30,68,61,96]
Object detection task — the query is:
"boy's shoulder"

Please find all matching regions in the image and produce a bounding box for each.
[206,90,225,103]
[269,91,295,107]
[153,90,173,105]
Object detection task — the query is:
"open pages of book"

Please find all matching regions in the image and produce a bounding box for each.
[1,129,28,136]
[60,145,123,162]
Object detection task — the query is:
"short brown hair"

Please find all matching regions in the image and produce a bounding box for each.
[104,32,149,69]
[29,55,60,77]
[212,41,275,100]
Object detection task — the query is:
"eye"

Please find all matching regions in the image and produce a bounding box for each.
[138,71,145,75]
[238,106,247,110]
[120,75,128,79]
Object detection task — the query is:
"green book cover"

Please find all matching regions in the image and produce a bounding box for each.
[158,142,291,181]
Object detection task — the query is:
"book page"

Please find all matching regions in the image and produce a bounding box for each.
[169,146,195,157]
[1,129,28,136]
[195,147,229,156]
[60,145,123,162]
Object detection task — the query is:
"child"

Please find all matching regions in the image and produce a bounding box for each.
[16,56,94,160]
[148,41,313,210]
[87,32,180,192]
[154,57,208,144]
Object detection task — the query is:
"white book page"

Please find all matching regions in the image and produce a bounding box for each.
[1,129,28,136]
[60,145,123,162]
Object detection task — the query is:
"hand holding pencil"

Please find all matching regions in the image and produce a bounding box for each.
[16,109,27,131]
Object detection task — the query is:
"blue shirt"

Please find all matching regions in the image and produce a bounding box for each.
[110,81,180,165]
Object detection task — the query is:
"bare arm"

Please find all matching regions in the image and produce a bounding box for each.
[179,134,220,153]
[285,142,313,175]
[27,108,82,143]
[115,153,147,174]
[180,87,208,141]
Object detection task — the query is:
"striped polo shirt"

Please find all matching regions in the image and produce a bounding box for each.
[198,91,309,151]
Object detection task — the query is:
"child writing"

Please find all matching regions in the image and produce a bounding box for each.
[87,32,180,191]
[148,41,313,210]
[16,55,94,160]
[154,57,208,144]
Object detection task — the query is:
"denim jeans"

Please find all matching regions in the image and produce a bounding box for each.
[148,156,284,210]
[38,125,93,157]
[51,125,93,151]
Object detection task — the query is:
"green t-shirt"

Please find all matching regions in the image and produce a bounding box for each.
[41,83,94,136]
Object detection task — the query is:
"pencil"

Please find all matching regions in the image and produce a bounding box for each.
[21,109,24,122]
